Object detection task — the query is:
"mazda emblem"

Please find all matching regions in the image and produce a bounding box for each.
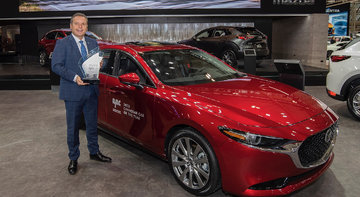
[324,129,335,143]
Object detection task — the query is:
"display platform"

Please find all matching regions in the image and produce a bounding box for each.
[0,63,50,90]
[236,59,328,86]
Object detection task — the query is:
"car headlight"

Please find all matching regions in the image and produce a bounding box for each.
[218,126,297,150]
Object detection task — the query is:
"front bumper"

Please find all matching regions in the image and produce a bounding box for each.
[216,118,338,196]
[326,88,346,101]
[218,139,334,196]
[243,154,334,196]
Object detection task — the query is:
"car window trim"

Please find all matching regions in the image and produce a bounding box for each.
[101,49,156,89]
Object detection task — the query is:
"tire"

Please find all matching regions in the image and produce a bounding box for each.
[167,128,221,196]
[39,50,48,67]
[221,49,237,67]
[347,85,360,120]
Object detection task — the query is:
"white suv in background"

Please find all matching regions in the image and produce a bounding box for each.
[326,37,360,120]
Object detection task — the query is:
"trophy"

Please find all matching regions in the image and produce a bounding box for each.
[78,47,103,84]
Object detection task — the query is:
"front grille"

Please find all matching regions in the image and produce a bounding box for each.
[298,124,337,167]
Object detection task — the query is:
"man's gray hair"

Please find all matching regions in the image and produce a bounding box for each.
[70,12,88,24]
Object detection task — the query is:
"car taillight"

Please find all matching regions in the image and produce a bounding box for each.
[237,36,248,40]
[327,90,337,97]
[331,55,351,62]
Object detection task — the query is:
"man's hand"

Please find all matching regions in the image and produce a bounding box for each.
[76,75,89,86]
[100,59,104,70]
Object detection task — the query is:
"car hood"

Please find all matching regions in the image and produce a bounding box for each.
[171,75,328,128]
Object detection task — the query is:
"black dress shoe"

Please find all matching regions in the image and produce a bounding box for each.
[68,160,78,175]
[90,151,112,162]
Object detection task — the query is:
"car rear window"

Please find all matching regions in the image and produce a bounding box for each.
[234,27,261,35]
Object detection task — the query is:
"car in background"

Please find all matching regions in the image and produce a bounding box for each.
[38,28,103,66]
[178,26,269,67]
[95,41,338,196]
[327,37,360,120]
[327,36,351,45]
[326,40,350,59]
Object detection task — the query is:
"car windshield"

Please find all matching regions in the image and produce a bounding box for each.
[141,49,244,86]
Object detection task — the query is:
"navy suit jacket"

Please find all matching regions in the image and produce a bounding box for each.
[51,35,99,101]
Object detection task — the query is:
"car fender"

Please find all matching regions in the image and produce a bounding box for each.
[221,41,242,58]
[340,74,360,99]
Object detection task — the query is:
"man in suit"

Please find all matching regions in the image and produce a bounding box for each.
[52,13,111,175]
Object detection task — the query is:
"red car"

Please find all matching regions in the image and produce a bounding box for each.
[96,41,338,196]
[38,28,103,66]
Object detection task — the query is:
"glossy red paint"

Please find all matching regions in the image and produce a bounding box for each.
[118,73,141,84]
[97,42,339,196]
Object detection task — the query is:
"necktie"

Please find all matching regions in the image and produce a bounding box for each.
[79,40,87,61]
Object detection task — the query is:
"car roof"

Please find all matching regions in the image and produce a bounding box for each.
[50,28,71,32]
[210,26,255,29]
[102,41,196,53]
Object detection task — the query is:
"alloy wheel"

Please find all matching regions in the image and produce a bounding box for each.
[347,86,360,120]
[352,90,360,117]
[222,50,237,67]
[171,136,210,190]
[39,51,47,66]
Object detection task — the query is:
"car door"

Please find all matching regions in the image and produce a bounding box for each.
[103,50,156,145]
[210,28,229,56]
[98,49,116,126]
[194,29,216,54]
[44,31,57,55]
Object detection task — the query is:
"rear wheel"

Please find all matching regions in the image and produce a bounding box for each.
[167,128,221,196]
[347,85,360,120]
[221,49,237,67]
[39,50,48,67]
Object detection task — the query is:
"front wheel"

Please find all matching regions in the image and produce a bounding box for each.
[221,49,237,67]
[347,85,360,120]
[167,128,221,196]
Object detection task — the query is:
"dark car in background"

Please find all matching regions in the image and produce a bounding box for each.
[38,28,103,66]
[179,26,269,67]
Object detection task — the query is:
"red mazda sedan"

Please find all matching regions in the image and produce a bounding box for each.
[96,41,338,196]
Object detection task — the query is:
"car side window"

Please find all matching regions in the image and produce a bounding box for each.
[55,32,65,39]
[46,32,57,40]
[195,29,213,39]
[100,49,116,75]
[213,29,226,37]
[113,51,153,86]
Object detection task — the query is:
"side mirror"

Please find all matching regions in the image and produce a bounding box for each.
[118,73,143,89]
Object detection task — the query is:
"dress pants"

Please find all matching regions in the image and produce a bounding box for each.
[65,86,99,161]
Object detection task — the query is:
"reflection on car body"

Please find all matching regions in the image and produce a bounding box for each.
[97,41,338,196]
